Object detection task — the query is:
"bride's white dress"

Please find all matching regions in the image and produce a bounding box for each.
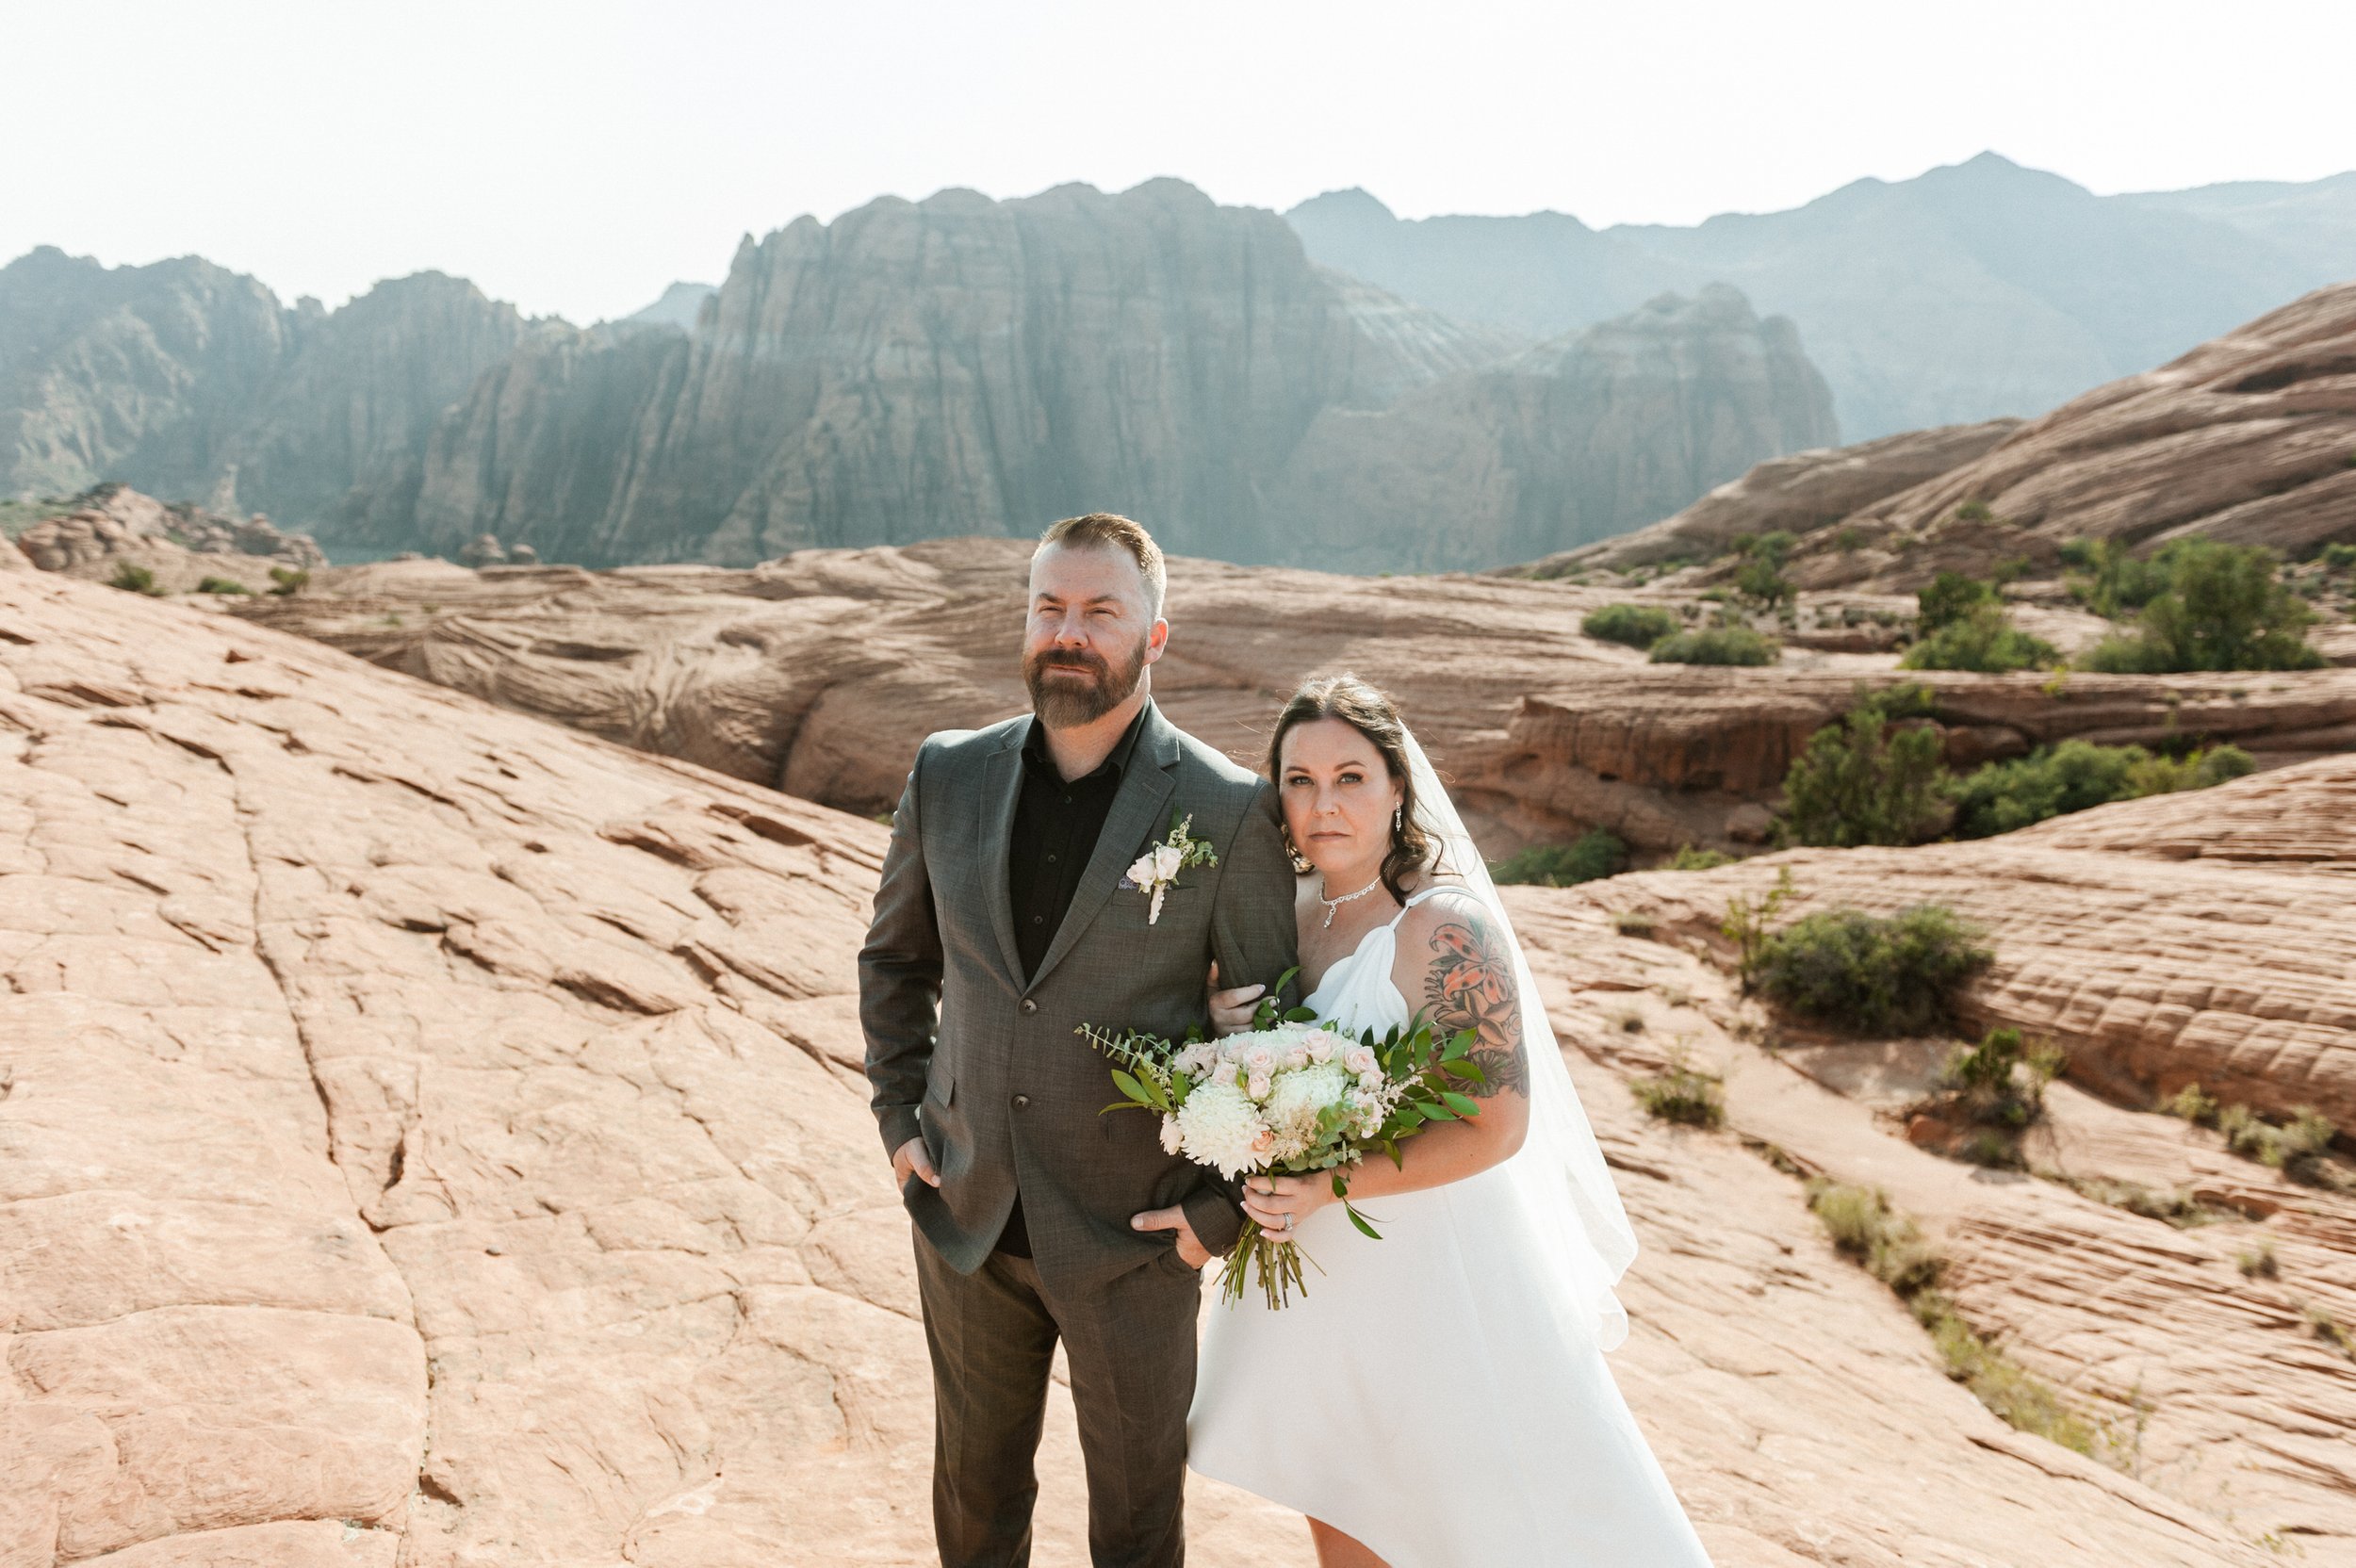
[1188,887,1712,1567]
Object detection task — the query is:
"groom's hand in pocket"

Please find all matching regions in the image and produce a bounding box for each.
[893,1137,941,1189]
[1131,1205,1210,1267]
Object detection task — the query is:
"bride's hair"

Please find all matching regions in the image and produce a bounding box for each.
[1268,673,1436,903]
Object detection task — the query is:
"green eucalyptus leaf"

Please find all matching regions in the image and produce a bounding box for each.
[1441,1091,1481,1118]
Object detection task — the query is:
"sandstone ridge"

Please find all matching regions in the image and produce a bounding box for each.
[230,540,2356,857]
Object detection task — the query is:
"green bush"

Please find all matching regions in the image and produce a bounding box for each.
[1916,571,2000,634]
[1490,828,1628,887]
[1779,685,1949,847]
[1954,500,1994,524]
[1753,904,1991,1034]
[194,575,250,595]
[1900,604,2060,672]
[2064,538,2173,617]
[1946,741,2253,839]
[2321,542,2356,573]
[1732,530,1797,607]
[107,562,163,596]
[2076,539,2321,672]
[1650,626,1780,665]
[1630,1059,1725,1128]
[1581,603,1679,649]
[1667,844,1738,871]
[268,565,309,596]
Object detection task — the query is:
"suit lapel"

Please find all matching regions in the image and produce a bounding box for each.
[1025,703,1182,992]
[978,731,1028,988]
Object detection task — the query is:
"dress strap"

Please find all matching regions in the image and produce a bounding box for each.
[1387,882,1466,928]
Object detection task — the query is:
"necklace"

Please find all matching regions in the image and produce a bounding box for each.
[1317,874,1383,928]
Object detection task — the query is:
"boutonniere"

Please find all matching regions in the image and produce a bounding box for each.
[1121,810,1219,924]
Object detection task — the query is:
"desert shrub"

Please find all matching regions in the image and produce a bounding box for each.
[2237,1240,2279,1277]
[1922,1304,2100,1454]
[2320,541,2356,573]
[1610,910,1655,937]
[1954,500,1994,524]
[1833,526,1867,553]
[107,562,162,596]
[1732,530,1796,607]
[1916,570,2001,634]
[194,575,250,595]
[1778,685,1949,847]
[2065,538,2174,617]
[1946,741,2252,839]
[1722,867,1798,990]
[1928,1027,2067,1164]
[1648,625,1779,665]
[1631,1059,1725,1128]
[1805,1181,2098,1452]
[2062,1177,2233,1230]
[1752,903,1991,1035]
[268,565,309,596]
[1582,603,1679,649]
[1490,829,1628,887]
[1901,604,2060,673]
[2077,539,2321,672]
[1667,843,1738,871]
[2162,1083,2221,1125]
[1808,1182,1945,1295]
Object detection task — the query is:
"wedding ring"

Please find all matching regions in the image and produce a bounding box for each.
[1283,1213,1295,1232]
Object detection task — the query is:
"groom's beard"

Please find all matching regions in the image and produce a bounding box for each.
[1023,637,1147,729]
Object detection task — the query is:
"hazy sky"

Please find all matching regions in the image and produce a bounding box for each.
[10,0,2354,324]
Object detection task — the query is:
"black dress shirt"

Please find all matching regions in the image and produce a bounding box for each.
[994,703,1150,1254]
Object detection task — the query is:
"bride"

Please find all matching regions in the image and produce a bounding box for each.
[1189,674,1712,1568]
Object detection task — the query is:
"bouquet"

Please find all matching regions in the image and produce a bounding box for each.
[1081,972,1485,1308]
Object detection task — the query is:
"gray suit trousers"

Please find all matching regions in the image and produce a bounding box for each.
[914,1228,1204,1568]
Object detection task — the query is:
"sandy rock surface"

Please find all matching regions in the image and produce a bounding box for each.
[231,541,2356,857]
[2,567,2294,1565]
[1521,757,2356,1560]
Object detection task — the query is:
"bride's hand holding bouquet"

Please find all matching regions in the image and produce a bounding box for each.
[1082,966,1486,1308]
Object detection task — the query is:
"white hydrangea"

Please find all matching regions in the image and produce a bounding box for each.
[1174,1079,1268,1178]
[1159,1112,1184,1154]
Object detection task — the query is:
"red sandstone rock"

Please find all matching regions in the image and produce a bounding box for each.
[2,567,2285,1564]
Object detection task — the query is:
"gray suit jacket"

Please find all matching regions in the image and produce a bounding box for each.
[859,698,1300,1291]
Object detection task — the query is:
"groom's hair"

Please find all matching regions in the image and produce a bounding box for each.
[1037,513,1166,620]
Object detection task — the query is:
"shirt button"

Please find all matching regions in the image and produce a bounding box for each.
[1046,854,1057,863]
[1032,915,1044,924]
[1013,1094,1031,1109]
[1062,795,1072,805]
[1019,998,1039,1015]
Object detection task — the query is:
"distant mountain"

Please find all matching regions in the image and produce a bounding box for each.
[2119,171,2356,282]
[0,247,525,522]
[1289,154,2352,442]
[1269,286,1836,572]
[362,180,1546,567]
[620,281,716,330]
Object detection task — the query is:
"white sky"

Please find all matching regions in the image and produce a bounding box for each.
[8,0,2354,324]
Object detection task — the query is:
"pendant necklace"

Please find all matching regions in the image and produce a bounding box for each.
[1317,874,1383,928]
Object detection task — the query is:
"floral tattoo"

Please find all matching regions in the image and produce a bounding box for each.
[1420,904,1529,1099]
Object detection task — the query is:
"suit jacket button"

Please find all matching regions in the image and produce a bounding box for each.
[1019,998,1038,1015]
[1013,1094,1030,1109]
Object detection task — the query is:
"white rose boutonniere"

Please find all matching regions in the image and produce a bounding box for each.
[1121,810,1219,925]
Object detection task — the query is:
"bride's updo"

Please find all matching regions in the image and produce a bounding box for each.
[1267,674,1436,903]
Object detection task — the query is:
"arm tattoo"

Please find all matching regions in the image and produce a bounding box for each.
[1419,905,1530,1099]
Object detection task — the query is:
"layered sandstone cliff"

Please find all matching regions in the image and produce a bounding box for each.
[1,564,2290,1566]
[8,182,1841,575]
[0,249,525,524]
[1266,286,1838,572]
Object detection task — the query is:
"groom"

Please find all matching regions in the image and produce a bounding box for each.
[860,513,1300,1567]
